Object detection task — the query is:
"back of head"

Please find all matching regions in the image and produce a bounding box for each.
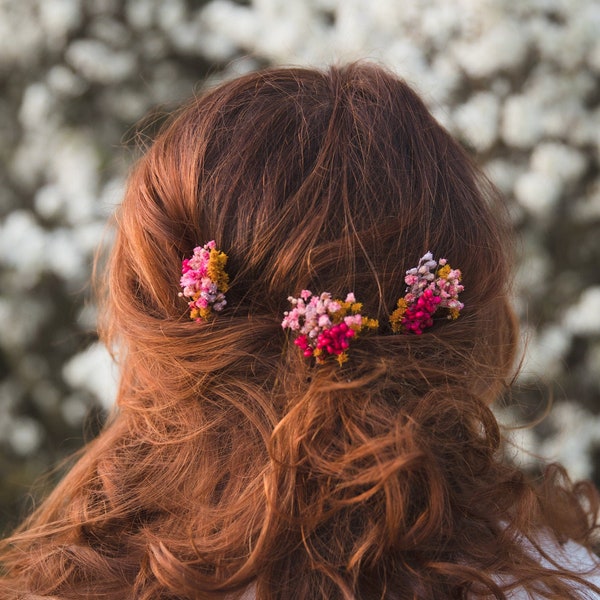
[112,62,516,398]
[2,63,597,600]
[102,62,519,596]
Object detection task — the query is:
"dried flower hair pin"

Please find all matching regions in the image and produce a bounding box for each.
[389,252,464,335]
[280,254,463,365]
[179,245,462,361]
[179,241,229,322]
[281,291,379,365]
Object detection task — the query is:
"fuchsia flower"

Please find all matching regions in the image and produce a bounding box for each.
[281,291,378,365]
[390,252,464,335]
[179,241,229,322]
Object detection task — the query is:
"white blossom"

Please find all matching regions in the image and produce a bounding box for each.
[502,94,544,149]
[530,143,587,183]
[518,325,571,383]
[538,403,600,481]
[62,342,118,410]
[19,83,55,130]
[514,171,562,218]
[0,211,47,284]
[61,394,92,427]
[125,0,158,30]
[452,22,529,78]
[7,417,43,456]
[157,0,187,32]
[65,39,137,84]
[453,92,500,152]
[0,297,50,350]
[46,132,100,225]
[46,65,88,97]
[0,0,45,68]
[485,159,521,195]
[38,0,82,46]
[88,17,132,49]
[563,287,600,336]
[46,228,87,282]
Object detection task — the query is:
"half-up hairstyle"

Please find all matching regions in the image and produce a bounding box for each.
[1,63,598,599]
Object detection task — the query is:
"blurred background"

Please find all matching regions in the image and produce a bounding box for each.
[1,0,600,535]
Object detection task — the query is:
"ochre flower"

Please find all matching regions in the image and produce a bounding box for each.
[179,241,229,323]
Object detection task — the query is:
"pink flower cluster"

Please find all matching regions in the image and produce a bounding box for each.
[400,288,442,334]
[179,241,228,322]
[391,252,464,335]
[281,291,371,364]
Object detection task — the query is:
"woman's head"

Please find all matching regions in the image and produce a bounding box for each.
[6,63,597,600]
[108,62,517,405]
[95,62,526,595]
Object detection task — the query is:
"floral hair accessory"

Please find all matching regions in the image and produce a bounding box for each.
[179,241,229,322]
[281,291,378,365]
[390,252,464,335]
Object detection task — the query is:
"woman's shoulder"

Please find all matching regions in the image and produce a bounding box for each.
[504,535,600,599]
[236,536,600,600]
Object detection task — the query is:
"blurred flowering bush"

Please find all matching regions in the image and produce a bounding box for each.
[1,0,599,531]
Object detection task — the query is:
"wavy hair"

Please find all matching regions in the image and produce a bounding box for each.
[1,63,598,599]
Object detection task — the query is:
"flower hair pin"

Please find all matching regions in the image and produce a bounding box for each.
[281,291,379,365]
[390,252,464,335]
[179,241,229,322]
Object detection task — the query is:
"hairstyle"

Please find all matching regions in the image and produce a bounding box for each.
[1,63,598,599]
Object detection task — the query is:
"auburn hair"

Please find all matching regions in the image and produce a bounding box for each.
[1,63,598,599]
